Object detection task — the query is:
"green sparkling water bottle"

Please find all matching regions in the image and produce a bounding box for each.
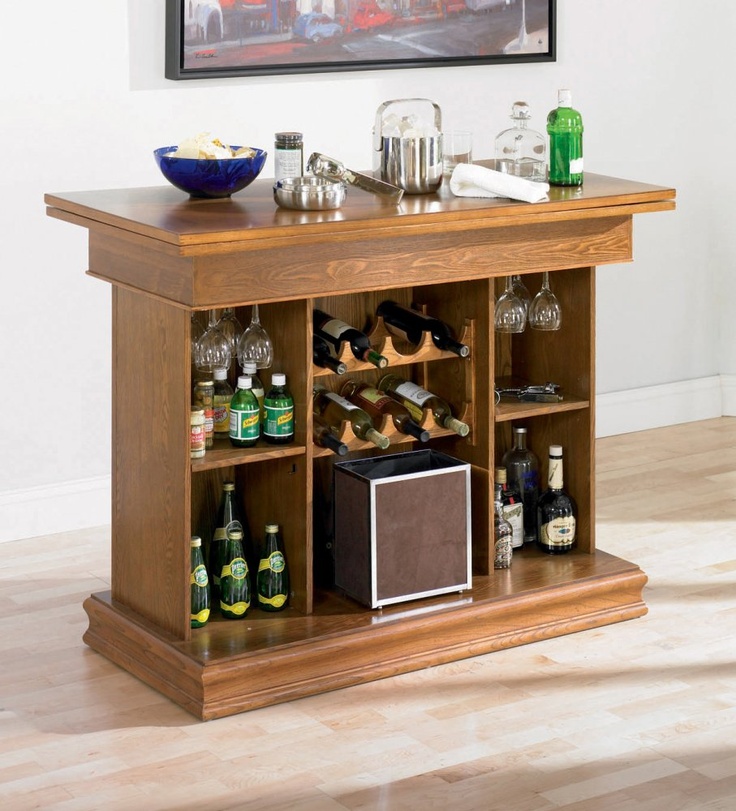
[190,536,210,628]
[219,527,251,619]
[547,89,584,187]
[257,523,289,612]
[229,375,260,448]
[263,373,294,445]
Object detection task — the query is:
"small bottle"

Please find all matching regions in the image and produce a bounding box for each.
[339,378,430,442]
[313,413,349,456]
[263,373,295,445]
[190,407,206,459]
[376,300,470,358]
[502,426,540,544]
[242,361,265,428]
[494,101,547,182]
[213,367,234,436]
[313,335,348,375]
[257,523,289,611]
[494,467,524,549]
[190,536,210,628]
[229,375,260,448]
[219,527,251,619]
[378,374,469,437]
[537,445,577,554]
[274,131,303,182]
[313,385,390,450]
[210,481,244,601]
[493,484,513,569]
[193,379,215,449]
[547,89,584,186]
[313,309,388,369]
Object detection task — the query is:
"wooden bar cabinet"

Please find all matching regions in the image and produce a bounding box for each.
[45,170,675,720]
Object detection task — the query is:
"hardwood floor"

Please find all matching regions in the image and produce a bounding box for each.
[1,418,735,810]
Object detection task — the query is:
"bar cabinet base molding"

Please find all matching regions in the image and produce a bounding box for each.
[83,550,647,721]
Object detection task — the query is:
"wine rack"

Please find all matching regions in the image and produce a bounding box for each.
[46,171,674,719]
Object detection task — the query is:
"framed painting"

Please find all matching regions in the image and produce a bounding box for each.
[165,0,556,80]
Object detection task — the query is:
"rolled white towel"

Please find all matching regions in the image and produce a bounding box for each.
[449,163,549,204]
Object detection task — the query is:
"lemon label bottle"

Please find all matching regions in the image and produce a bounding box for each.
[257,523,289,611]
[190,536,210,628]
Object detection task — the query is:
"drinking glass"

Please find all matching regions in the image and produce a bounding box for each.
[528,272,562,331]
[494,276,526,333]
[191,312,205,356]
[237,304,274,370]
[216,307,243,355]
[194,310,231,373]
[442,130,473,177]
[511,275,531,316]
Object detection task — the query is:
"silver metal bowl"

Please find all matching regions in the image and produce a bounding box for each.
[273,176,346,210]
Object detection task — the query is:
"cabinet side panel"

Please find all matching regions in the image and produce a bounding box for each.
[112,288,190,638]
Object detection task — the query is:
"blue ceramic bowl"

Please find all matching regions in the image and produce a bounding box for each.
[153,146,267,198]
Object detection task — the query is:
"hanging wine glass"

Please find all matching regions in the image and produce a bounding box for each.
[494,276,526,333]
[237,304,274,370]
[511,275,531,316]
[216,307,243,355]
[528,272,562,331]
[194,309,231,373]
[191,312,205,356]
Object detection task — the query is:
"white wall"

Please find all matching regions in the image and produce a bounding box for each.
[1,0,731,540]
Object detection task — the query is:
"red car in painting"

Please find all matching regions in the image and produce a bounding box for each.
[350,0,394,32]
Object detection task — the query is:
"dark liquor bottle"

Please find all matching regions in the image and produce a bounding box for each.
[537,445,577,554]
[219,527,251,618]
[313,335,348,375]
[189,536,210,628]
[502,426,540,544]
[313,413,349,456]
[313,385,390,450]
[547,88,584,186]
[376,300,470,358]
[339,379,430,442]
[263,373,294,445]
[257,523,289,612]
[378,374,469,437]
[494,467,524,550]
[493,484,513,569]
[229,375,260,448]
[209,481,243,602]
[313,309,388,369]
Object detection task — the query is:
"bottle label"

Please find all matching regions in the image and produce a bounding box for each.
[191,607,210,624]
[548,459,564,490]
[540,516,576,546]
[570,157,584,173]
[213,518,242,543]
[190,423,206,456]
[258,551,286,573]
[319,318,350,342]
[393,380,431,406]
[190,564,209,588]
[264,404,294,438]
[501,502,524,549]
[213,399,231,433]
[259,592,287,609]
[220,599,248,616]
[353,387,392,409]
[222,558,248,580]
[325,391,360,411]
[230,407,260,441]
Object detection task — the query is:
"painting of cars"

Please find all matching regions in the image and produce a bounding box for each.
[293,12,344,42]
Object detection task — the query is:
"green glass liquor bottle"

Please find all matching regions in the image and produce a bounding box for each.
[263,373,294,445]
[190,536,210,628]
[257,523,289,612]
[547,89,584,186]
[219,527,251,619]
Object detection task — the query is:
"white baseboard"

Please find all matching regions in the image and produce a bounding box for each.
[0,376,732,543]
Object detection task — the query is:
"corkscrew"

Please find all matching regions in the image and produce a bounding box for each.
[494,382,562,403]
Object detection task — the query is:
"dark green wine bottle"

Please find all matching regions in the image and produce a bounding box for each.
[190,536,210,628]
[219,528,251,619]
[257,523,289,612]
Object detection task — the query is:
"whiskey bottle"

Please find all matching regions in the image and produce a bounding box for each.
[494,467,524,549]
[376,300,470,358]
[378,374,469,437]
[313,309,388,369]
[493,484,513,569]
[537,445,577,554]
[339,379,430,442]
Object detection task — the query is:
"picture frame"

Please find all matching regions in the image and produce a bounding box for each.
[165,0,556,80]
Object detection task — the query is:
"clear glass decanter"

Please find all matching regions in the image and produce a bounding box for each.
[494,101,547,182]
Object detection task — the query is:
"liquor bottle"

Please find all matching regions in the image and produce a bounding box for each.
[502,426,540,544]
[313,413,349,456]
[494,101,547,182]
[229,375,260,448]
[257,523,289,612]
[377,374,469,437]
[537,445,577,554]
[263,373,294,445]
[313,335,348,375]
[376,300,470,358]
[313,385,390,449]
[189,536,210,628]
[313,309,388,369]
[547,89,584,187]
[494,467,524,549]
[210,481,244,601]
[212,367,233,437]
[219,527,251,618]
[241,361,265,428]
[493,484,513,569]
[339,379,430,442]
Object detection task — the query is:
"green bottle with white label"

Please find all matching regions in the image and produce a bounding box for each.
[263,373,294,445]
[229,375,260,448]
[547,89,584,186]
[257,523,289,612]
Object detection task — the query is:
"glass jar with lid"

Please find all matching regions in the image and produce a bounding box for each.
[494,101,547,182]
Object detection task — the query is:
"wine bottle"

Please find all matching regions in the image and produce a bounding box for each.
[257,523,289,612]
[313,309,388,369]
[313,335,348,375]
[377,374,469,437]
[537,445,577,554]
[219,527,251,618]
[502,426,540,544]
[313,413,349,456]
[190,536,210,628]
[229,375,260,448]
[493,484,513,569]
[210,481,243,601]
[313,385,390,449]
[339,379,430,442]
[494,467,524,549]
[376,300,470,358]
[263,373,294,445]
[547,89,584,187]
